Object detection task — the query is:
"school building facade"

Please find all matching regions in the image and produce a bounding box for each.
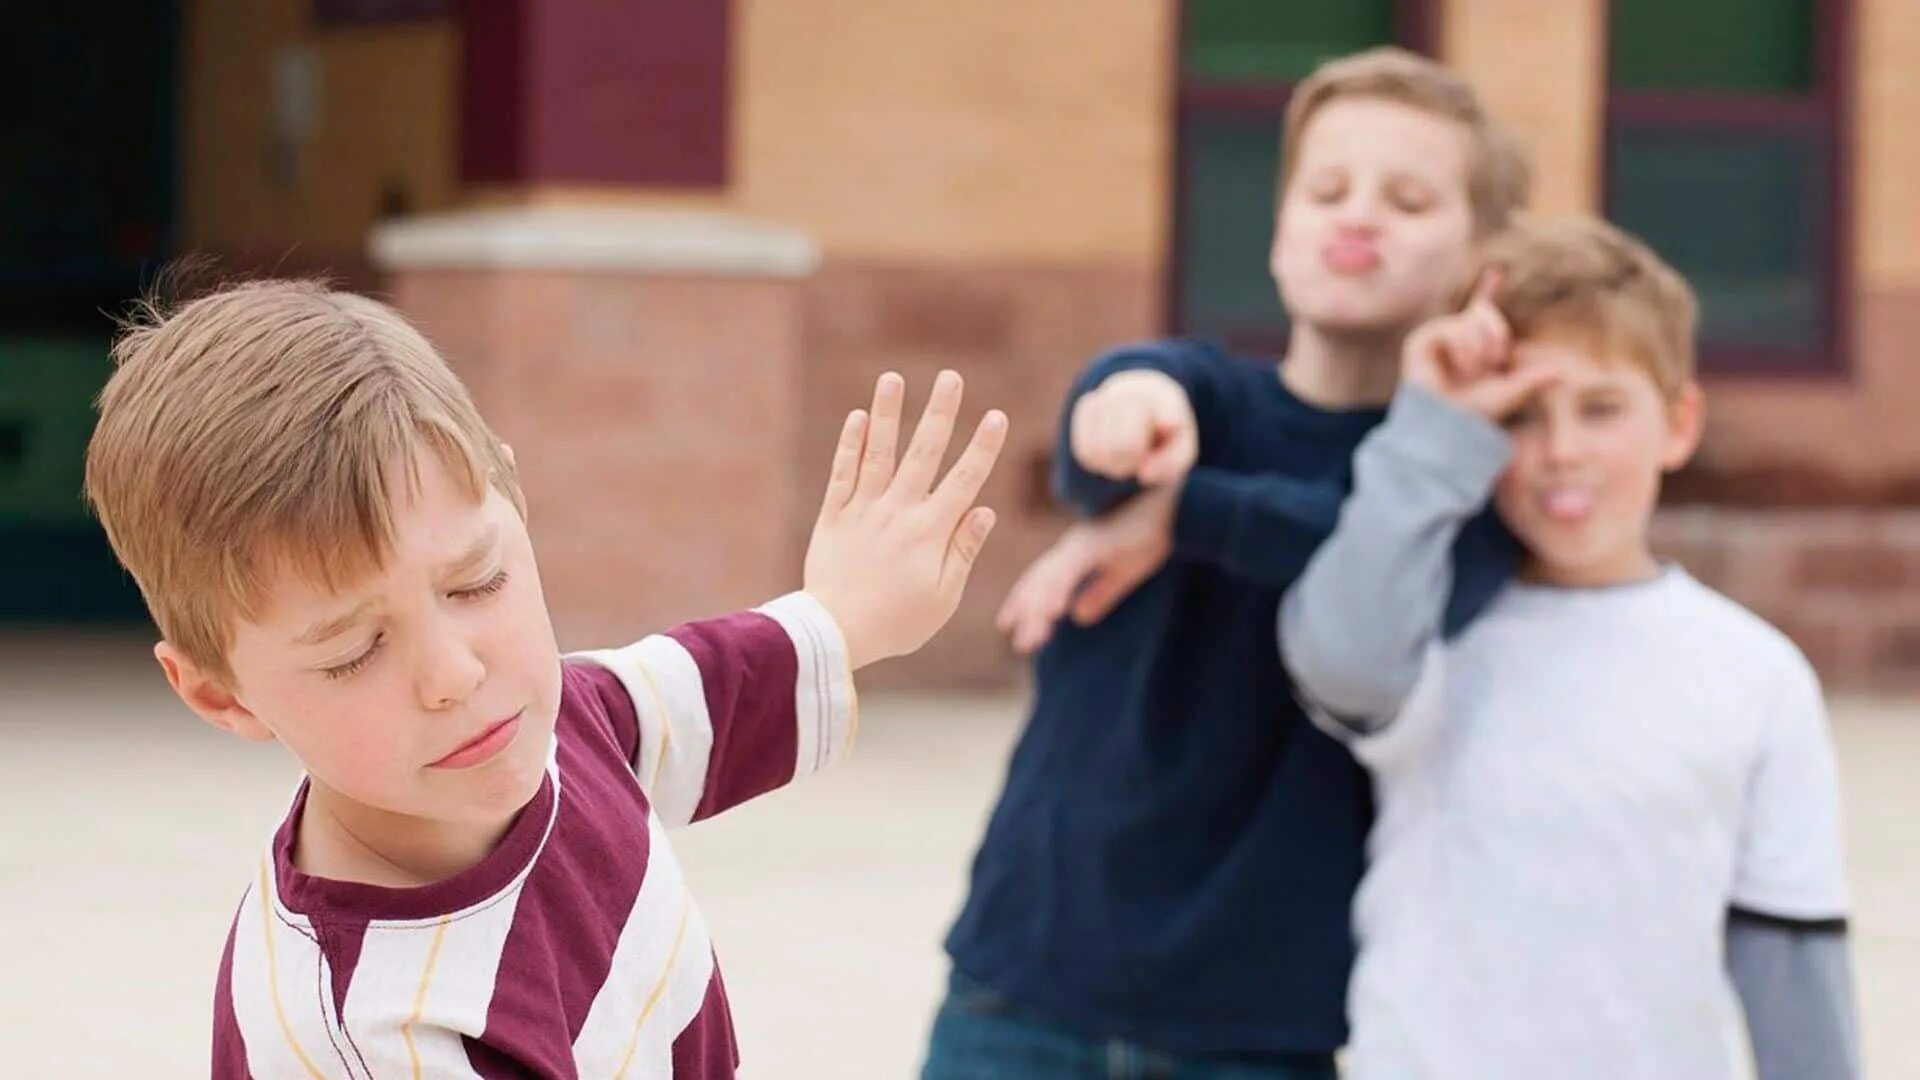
[10,0,1920,688]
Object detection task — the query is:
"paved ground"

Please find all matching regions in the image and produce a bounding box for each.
[3,629,1916,1077]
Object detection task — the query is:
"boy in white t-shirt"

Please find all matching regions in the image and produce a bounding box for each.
[1280,216,1859,1079]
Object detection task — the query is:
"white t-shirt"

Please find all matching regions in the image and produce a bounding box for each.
[1339,568,1849,1080]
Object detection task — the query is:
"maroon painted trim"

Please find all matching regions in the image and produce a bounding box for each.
[1159,5,1190,336]
[459,0,529,184]
[1696,344,1844,378]
[1163,8,1189,339]
[1395,0,1443,58]
[458,0,730,188]
[1821,0,1857,385]
[1602,0,1853,380]
[1610,92,1827,129]
[313,0,450,25]
[1165,0,1440,338]
[1179,82,1294,113]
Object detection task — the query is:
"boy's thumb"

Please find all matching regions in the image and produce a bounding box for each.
[1486,366,1560,418]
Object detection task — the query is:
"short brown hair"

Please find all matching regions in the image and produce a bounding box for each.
[1281,46,1531,236]
[85,279,522,682]
[1476,215,1699,397]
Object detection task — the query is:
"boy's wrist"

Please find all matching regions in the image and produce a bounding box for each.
[1376,383,1514,505]
[790,589,871,670]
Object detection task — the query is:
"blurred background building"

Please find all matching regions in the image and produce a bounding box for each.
[8,0,1920,688]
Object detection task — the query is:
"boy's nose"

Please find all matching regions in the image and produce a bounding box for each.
[1544,418,1587,464]
[1334,199,1385,232]
[419,635,486,711]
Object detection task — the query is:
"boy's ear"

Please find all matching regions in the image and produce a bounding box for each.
[154,642,277,743]
[1661,381,1706,472]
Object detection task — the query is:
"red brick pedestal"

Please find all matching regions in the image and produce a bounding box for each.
[373,207,819,649]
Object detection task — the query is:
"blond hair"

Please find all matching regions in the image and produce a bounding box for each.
[1281,46,1531,236]
[1476,215,1699,397]
[85,279,522,682]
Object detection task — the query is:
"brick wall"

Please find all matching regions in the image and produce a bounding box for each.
[1653,508,1920,691]
[798,257,1160,688]
[392,264,810,651]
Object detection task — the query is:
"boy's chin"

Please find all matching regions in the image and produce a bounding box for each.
[1517,541,1653,588]
[441,764,548,827]
[1292,297,1426,339]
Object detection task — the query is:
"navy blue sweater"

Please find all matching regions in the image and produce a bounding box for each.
[944,340,1516,1056]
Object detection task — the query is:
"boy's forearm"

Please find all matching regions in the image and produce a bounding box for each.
[1279,384,1510,726]
[1170,467,1345,588]
[573,592,855,826]
[1727,912,1860,1080]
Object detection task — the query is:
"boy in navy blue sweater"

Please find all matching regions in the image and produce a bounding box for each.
[927,49,1535,1078]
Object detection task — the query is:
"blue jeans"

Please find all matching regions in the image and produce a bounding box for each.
[921,971,1339,1080]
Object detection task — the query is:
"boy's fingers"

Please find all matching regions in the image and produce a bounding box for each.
[998,555,1062,633]
[1457,316,1498,375]
[1083,409,1132,476]
[818,409,869,516]
[930,410,1009,523]
[893,369,963,497]
[1069,569,1127,626]
[995,582,1020,634]
[1012,606,1056,655]
[942,506,999,595]
[1137,428,1195,486]
[855,372,906,499]
[1430,326,1470,383]
[1482,364,1562,418]
[1077,416,1115,473]
[1074,404,1123,475]
[1473,320,1499,372]
[1070,548,1162,626]
[1473,304,1512,362]
[1469,268,1503,308]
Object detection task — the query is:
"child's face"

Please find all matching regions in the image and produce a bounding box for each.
[1493,338,1703,587]
[1272,97,1479,336]
[165,452,564,832]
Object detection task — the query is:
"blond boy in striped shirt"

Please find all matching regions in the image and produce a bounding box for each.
[84,280,1007,1078]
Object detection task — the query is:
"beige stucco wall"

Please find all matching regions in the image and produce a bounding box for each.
[1442,0,1607,217]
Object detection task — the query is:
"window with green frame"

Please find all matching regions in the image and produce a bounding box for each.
[1172,1,1434,352]
[1606,0,1848,372]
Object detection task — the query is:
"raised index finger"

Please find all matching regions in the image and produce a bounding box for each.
[1468,267,1504,309]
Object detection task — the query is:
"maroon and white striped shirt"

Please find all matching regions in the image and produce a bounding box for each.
[211,593,855,1078]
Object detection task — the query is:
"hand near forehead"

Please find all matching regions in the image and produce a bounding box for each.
[805,371,1008,670]
[1402,271,1560,421]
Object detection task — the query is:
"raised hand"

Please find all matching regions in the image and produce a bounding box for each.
[1402,271,1559,421]
[804,371,1008,669]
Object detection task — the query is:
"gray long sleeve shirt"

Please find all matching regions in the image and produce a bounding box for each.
[1279,384,1859,1080]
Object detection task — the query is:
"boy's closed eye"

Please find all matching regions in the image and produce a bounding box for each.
[1304,168,1349,204]
[323,633,386,680]
[316,570,513,680]
[1501,402,1541,430]
[1579,393,1626,421]
[1386,177,1437,215]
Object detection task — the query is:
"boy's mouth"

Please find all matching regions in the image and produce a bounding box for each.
[1537,486,1598,523]
[1321,239,1382,276]
[430,711,525,770]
